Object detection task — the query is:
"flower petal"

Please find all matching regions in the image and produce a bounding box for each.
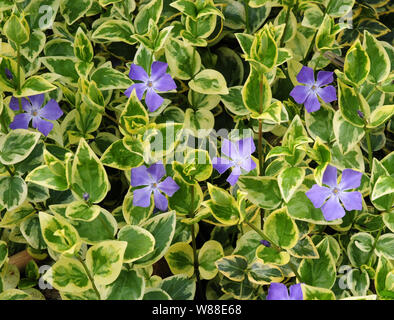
[321,196,346,221]
[29,94,45,108]
[125,83,147,100]
[9,113,32,130]
[289,283,303,300]
[145,88,164,112]
[212,157,233,174]
[158,177,180,197]
[339,191,363,211]
[306,184,332,208]
[133,187,152,208]
[147,162,166,182]
[240,157,256,173]
[238,137,256,156]
[153,74,177,92]
[221,138,239,160]
[38,99,63,120]
[290,85,310,104]
[316,71,334,86]
[131,165,153,187]
[153,189,168,211]
[150,61,169,82]
[339,169,362,190]
[129,64,149,82]
[10,97,30,111]
[227,166,241,186]
[296,66,315,85]
[304,92,321,112]
[32,117,53,136]
[322,165,338,188]
[266,283,289,300]
[317,85,337,103]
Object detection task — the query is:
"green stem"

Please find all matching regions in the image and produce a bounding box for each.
[4,165,14,176]
[258,76,264,176]
[77,256,101,300]
[243,0,250,34]
[365,128,373,172]
[189,185,204,299]
[368,229,382,267]
[17,44,21,94]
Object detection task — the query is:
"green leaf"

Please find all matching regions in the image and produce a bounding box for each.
[44,256,91,293]
[278,167,305,203]
[382,211,394,232]
[198,240,224,280]
[326,0,354,17]
[221,86,250,116]
[20,30,46,63]
[371,176,394,211]
[74,28,93,62]
[122,187,154,225]
[298,238,336,289]
[0,129,41,165]
[118,225,155,263]
[215,255,248,281]
[333,110,364,154]
[4,14,30,45]
[70,139,110,203]
[0,289,30,301]
[120,90,149,135]
[143,288,172,300]
[39,211,81,256]
[40,57,79,84]
[205,183,240,226]
[0,203,35,229]
[363,30,390,84]
[344,40,370,87]
[105,269,145,300]
[256,245,290,265]
[220,277,254,300]
[247,260,284,285]
[376,234,394,260]
[347,269,370,296]
[368,105,394,128]
[242,68,271,118]
[375,256,394,300]
[237,176,282,210]
[182,149,213,182]
[189,69,229,95]
[301,284,335,300]
[160,274,196,300]
[134,211,176,267]
[0,241,8,269]
[165,242,194,277]
[232,230,261,263]
[347,232,374,267]
[91,65,133,90]
[134,0,163,34]
[25,165,68,191]
[65,201,101,222]
[20,215,46,250]
[165,37,201,80]
[305,105,335,143]
[60,0,93,25]
[86,240,127,285]
[92,20,135,45]
[101,139,144,170]
[0,176,27,211]
[288,236,319,259]
[263,207,299,249]
[184,108,214,137]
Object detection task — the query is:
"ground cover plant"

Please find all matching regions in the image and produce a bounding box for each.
[0,0,393,301]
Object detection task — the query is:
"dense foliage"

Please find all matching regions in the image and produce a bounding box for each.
[0,0,393,301]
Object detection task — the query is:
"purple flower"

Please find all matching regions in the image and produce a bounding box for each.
[290,66,337,113]
[306,165,363,221]
[267,283,303,300]
[125,61,176,113]
[83,193,90,201]
[260,240,271,247]
[131,162,180,211]
[357,110,364,119]
[212,137,256,186]
[9,94,63,137]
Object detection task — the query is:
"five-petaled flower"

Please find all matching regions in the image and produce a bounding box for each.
[266,283,303,300]
[212,137,256,186]
[306,165,363,221]
[131,162,180,211]
[9,94,63,137]
[290,66,337,113]
[125,61,176,113]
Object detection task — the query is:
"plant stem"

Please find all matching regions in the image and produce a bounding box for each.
[258,76,264,176]
[77,256,101,300]
[16,44,23,112]
[365,128,373,172]
[189,185,203,299]
[243,0,250,34]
